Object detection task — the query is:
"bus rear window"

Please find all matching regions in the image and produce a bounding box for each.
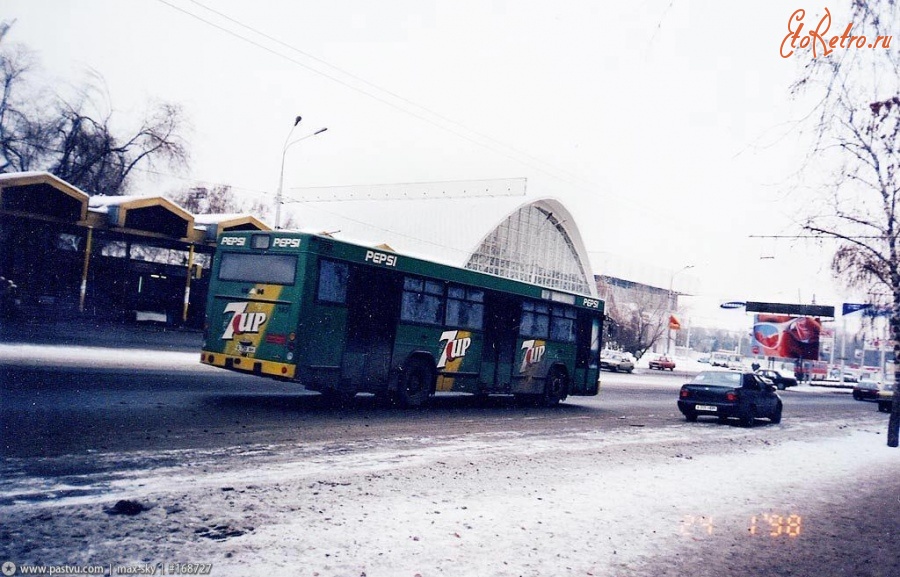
[218,252,297,285]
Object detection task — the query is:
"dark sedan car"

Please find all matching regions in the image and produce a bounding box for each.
[755,369,798,390]
[678,370,783,427]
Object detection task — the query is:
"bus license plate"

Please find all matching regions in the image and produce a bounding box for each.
[695,405,717,412]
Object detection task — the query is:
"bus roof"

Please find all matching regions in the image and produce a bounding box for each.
[217,230,604,312]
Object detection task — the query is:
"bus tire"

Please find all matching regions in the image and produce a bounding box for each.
[398,357,433,408]
[541,366,568,407]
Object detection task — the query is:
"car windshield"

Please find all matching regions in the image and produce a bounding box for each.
[690,371,742,386]
[857,379,881,389]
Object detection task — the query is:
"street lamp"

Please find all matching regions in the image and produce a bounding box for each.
[275,117,328,229]
[667,264,694,355]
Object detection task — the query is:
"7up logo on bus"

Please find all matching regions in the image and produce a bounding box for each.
[221,302,268,340]
[520,340,546,372]
[437,330,472,368]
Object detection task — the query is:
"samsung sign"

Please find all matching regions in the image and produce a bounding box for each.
[719,301,746,310]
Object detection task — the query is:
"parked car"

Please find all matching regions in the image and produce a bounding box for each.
[649,355,676,371]
[677,370,783,427]
[600,350,634,373]
[852,379,883,402]
[878,382,894,413]
[697,355,710,364]
[754,369,798,390]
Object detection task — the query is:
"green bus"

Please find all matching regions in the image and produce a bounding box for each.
[200,231,604,407]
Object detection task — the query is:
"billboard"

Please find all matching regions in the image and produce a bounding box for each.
[745,302,834,317]
[752,314,822,361]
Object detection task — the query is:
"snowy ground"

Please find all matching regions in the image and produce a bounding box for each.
[2,344,897,576]
[2,407,896,576]
[0,343,205,372]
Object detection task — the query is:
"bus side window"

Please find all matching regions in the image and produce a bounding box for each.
[400,276,444,325]
[446,285,485,330]
[520,301,549,338]
[317,259,349,304]
[550,305,577,343]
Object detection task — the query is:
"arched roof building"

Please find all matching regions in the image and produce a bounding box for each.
[289,196,597,297]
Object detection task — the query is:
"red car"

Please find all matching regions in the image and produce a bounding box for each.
[649,355,676,371]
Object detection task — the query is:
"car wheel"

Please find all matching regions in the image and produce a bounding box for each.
[879,401,892,413]
[770,401,783,424]
[776,383,785,391]
[398,357,433,408]
[739,406,756,427]
[684,411,698,422]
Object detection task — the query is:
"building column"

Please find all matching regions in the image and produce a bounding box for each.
[78,227,94,313]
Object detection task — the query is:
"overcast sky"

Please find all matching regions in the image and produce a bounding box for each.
[4,1,884,330]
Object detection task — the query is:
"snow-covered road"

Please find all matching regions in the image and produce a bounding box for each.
[2,406,896,577]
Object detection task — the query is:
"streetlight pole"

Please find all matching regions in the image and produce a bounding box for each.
[667,264,694,355]
[275,117,327,230]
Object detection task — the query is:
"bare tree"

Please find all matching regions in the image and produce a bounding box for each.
[790,2,900,446]
[597,277,669,359]
[0,24,50,173]
[169,184,288,230]
[0,22,190,195]
[171,185,241,214]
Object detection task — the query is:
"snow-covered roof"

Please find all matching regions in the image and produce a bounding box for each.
[0,171,90,222]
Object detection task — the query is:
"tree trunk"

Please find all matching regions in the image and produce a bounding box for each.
[889,305,900,447]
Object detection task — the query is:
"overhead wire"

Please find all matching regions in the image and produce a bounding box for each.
[155,0,602,200]
[153,0,702,223]
[180,0,623,200]
[150,0,796,260]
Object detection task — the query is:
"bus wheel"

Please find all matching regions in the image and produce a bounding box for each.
[541,367,568,407]
[398,357,433,408]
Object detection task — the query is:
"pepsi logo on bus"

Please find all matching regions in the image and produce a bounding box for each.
[365,250,398,267]
[273,238,302,248]
[219,236,246,246]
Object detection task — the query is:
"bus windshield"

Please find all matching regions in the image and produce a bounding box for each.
[218,252,297,285]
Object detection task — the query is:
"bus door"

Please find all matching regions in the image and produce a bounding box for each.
[482,293,521,392]
[573,312,601,394]
[342,265,402,389]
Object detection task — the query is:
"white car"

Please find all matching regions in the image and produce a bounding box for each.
[600,351,635,373]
